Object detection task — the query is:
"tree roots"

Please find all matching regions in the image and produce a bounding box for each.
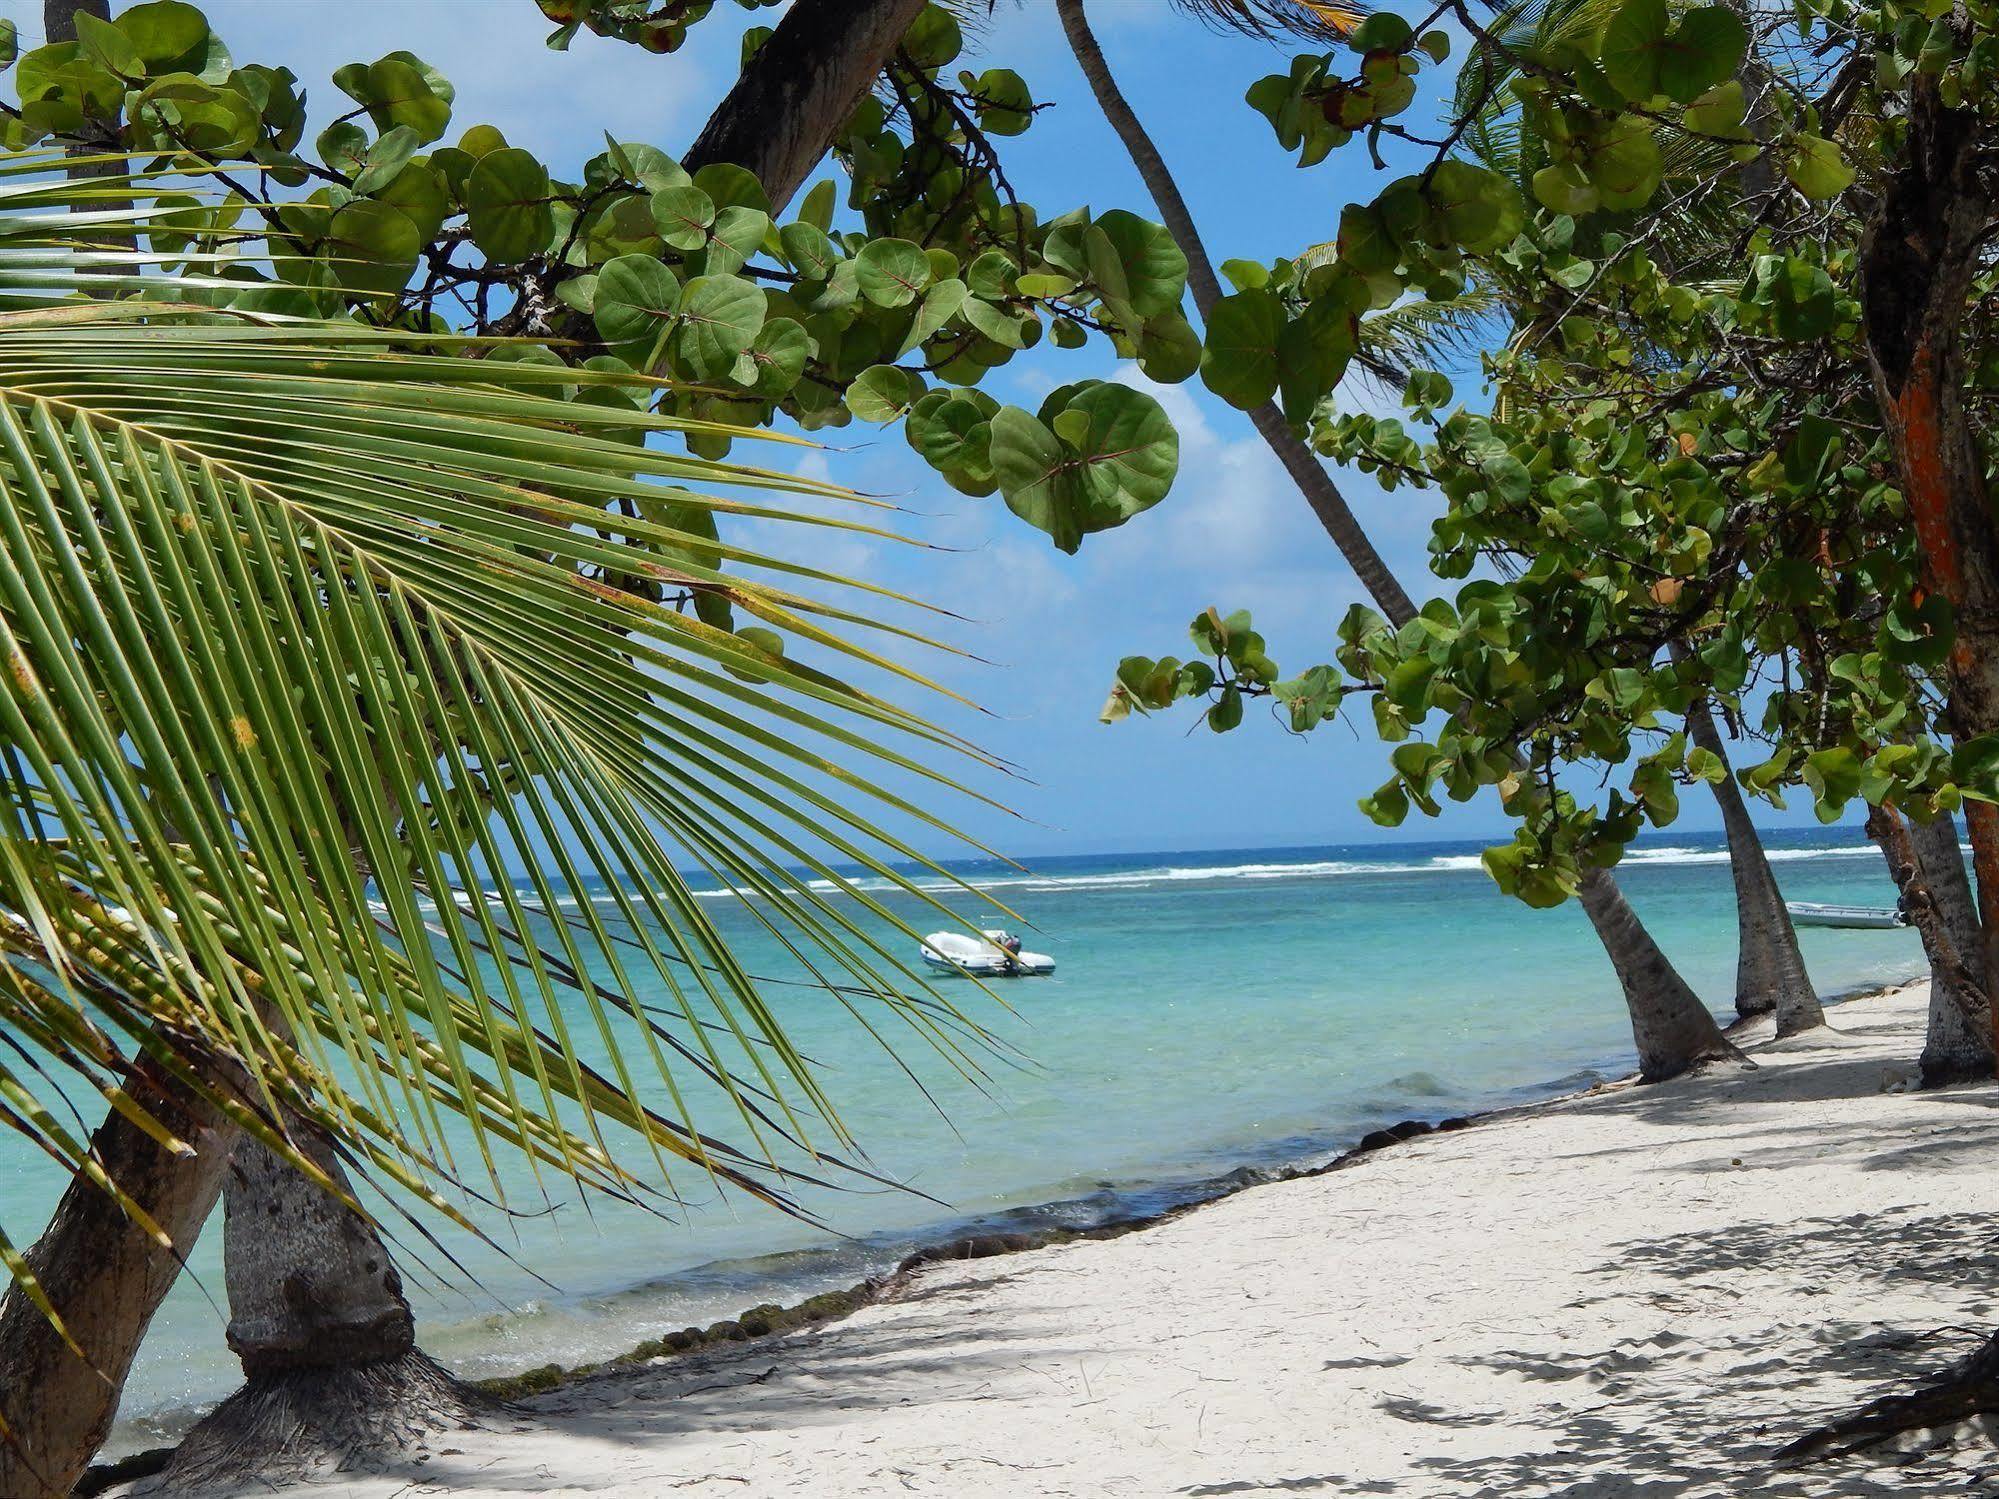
[144,1350,493,1494]
[1776,1327,1999,1467]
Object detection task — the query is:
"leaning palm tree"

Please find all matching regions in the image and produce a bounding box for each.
[1059,0,1744,1080]
[0,155,1008,1495]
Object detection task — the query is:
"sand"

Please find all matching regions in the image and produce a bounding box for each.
[125,980,1999,1497]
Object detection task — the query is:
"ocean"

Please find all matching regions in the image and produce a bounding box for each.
[5,825,1928,1452]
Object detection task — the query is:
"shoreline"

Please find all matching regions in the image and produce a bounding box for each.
[97,973,1934,1497]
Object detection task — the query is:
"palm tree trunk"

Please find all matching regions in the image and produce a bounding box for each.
[0,1060,238,1499]
[156,1128,485,1491]
[1057,0,1737,1081]
[1669,647,1822,1034]
[1867,804,1993,1082]
[1905,812,1994,1084]
[682,0,928,215]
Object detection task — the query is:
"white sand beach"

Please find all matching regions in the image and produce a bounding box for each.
[129,980,1999,1498]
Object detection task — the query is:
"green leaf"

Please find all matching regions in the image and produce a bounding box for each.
[798,178,836,231]
[332,52,454,144]
[1207,684,1244,733]
[1423,161,1524,254]
[114,0,215,73]
[991,384,1179,553]
[846,364,920,422]
[350,124,421,196]
[1091,210,1188,319]
[1138,307,1202,384]
[593,253,680,350]
[856,238,932,308]
[1600,0,1745,104]
[1658,6,1747,104]
[903,4,963,70]
[1351,12,1414,52]
[700,205,770,277]
[464,148,553,264]
[966,66,1032,135]
[650,183,716,251]
[321,199,421,294]
[778,221,836,281]
[1785,133,1855,200]
[74,12,145,79]
[739,318,810,398]
[1200,291,1284,409]
[901,277,968,356]
[1600,0,1670,99]
[675,275,767,377]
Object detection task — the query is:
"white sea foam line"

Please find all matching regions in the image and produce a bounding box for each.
[370,841,1886,912]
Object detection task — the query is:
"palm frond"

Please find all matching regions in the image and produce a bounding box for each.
[1358,291,1507,370]
[1166,0,1365,43]
[0,160,1015,1292]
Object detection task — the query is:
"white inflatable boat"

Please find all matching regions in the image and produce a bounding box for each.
[918,929,1055,977]
[1785,901,1907,930]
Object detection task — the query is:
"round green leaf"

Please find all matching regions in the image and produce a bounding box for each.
[903,5,962,70]
[846,364,920,422]
[991,383,1179,553]
[968,66,1032,135]
[856,238,932,307]
[778,220,837,280]
[1599,0,1670,101]
[1785,133,1854,201]
[675,275,767,378]
[739,318,811,397]
[114,0,211,71]
[465,147,553,264]
[1200,290,1284,410]
[320,199,421,294]
[1422,160,1524,253]
[691,161,769,214]
[594,253,681,348]
[1138,307,1202,384]
[332,53,454,144]
[651,183,715,251]
[700,204,770,277]
[1658,7,1747,105]
[1092,209,1188,319]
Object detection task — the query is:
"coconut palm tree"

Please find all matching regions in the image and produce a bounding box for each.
[1059,0,1744,1080]
[0,154,1006,1495]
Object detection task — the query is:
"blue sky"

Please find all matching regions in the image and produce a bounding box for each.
[37,0,1854,858]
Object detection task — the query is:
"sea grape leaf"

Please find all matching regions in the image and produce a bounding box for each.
[464,147,552,263]
[991,383,1179,553]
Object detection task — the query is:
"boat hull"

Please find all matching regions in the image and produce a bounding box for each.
[918,930,1055,977]
[1785,902,1906,930]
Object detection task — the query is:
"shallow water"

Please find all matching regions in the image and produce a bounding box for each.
[1,826,1925,1451]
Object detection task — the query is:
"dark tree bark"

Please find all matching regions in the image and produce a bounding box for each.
[1058,0,1738,1082]
[1908,812,1993,1084]
[0,1062,238,1499]
[682,0,928,215]
[1859,72,1999,1038]
[155,1129,486,1492]
[1872,806,1995,1086]
[43,0,107,41]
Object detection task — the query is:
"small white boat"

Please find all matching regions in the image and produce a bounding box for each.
[1786,901,1907,930]
[919,929,1055,977]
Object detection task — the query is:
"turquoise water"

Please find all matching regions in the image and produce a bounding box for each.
[3,826,1926,1450]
